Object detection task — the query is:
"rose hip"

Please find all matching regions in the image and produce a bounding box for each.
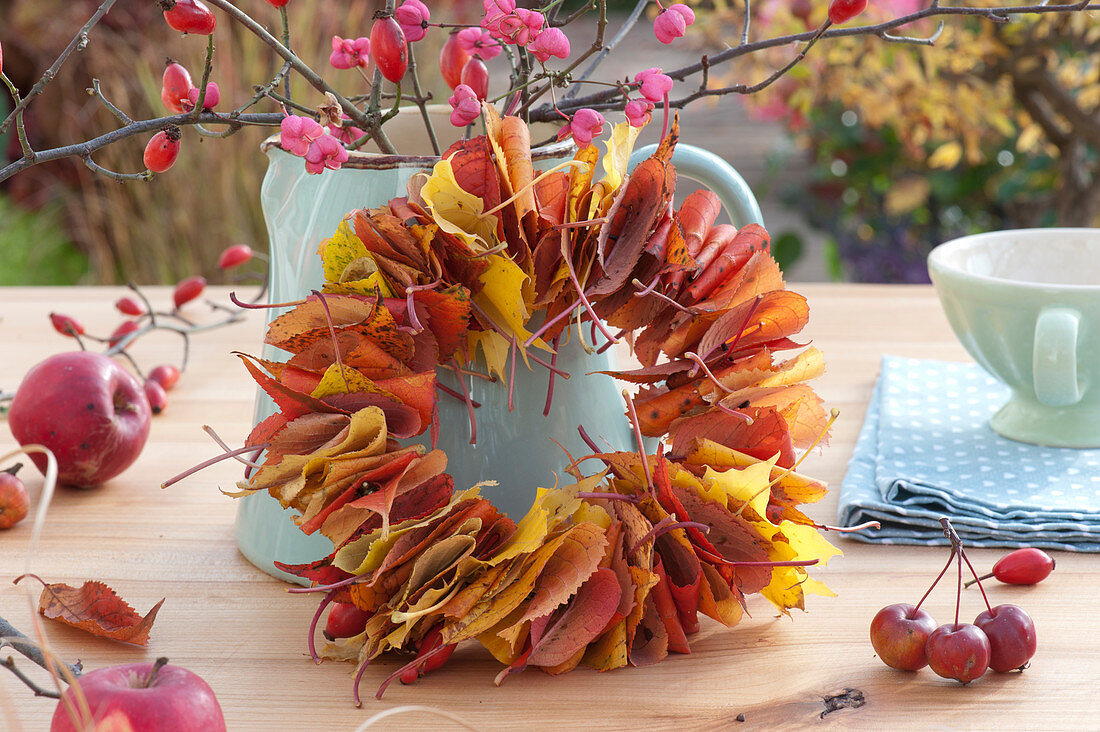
[323,602,370,641]
[173,276,207,309]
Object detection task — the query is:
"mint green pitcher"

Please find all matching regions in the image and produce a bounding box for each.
[235,140,763,584]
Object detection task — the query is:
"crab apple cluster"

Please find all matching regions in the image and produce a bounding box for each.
[869,522,1039,683]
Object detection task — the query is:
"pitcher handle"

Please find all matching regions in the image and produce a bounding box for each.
[1034,306,1082,407]
[628,143,764,227]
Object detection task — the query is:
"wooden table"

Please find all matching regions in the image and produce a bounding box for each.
[1,285,1094,730]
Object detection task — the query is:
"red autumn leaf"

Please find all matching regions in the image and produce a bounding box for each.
[17,574,163,647]
[669,406,796,467]
[352,208,426,270]
[590,129,677,297]
[651,557,690,654]
[443,136,504,217]
[237,353,342,421]
[415,286,472,362]
[289,330,410,380]
[527,567,622,669]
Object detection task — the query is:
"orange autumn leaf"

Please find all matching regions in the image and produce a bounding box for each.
[17,574,163,647]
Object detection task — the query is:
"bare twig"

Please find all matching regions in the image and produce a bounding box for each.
[0,0,119,137]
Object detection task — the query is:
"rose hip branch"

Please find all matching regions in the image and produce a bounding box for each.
[0,0,1095,184]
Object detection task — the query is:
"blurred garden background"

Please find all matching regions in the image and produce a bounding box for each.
[1,0,1098,286]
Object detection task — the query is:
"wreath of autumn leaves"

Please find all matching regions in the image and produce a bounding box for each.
[231,106,837,703]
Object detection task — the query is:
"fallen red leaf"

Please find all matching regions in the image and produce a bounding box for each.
[16,574,163,647]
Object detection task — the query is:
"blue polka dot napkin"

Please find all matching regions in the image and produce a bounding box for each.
[837,356,1100,551]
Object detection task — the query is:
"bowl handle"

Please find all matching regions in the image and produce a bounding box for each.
[1034,306,1082,407]
[628,143,763,227]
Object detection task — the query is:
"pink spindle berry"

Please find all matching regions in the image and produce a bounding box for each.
[328,116,366,145]
[185,81,220,111]
[634,68,673,103]
[394,0,430,43]
[653,3,695,44]
[0,40,4,75]
[217,244,253,270]
[49,313,85,337]
[486,7,544,47]
[280,115,325,156]
[448,85,481,127]
[560,108,605,147]
[304,134,349,175]
[329,35,371,70]
[625,98,654,128]
[456,28,502,61]
[528,27,570,63]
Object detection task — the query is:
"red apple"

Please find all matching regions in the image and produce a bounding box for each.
[50,658,225,732]
[8,352,151,488]
[0,464,29,529]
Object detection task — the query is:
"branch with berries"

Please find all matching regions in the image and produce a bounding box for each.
[0,0,1096,185]
[0,244,266,416]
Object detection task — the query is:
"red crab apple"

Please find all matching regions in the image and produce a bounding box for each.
[8,352,151,488]
[50,658,225,732]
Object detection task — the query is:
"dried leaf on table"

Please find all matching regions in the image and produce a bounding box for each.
[17,575,163,647]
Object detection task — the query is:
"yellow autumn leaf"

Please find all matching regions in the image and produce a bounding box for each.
[700,459,776,519]
[466,329,511,383]
[311,362,385,399]
[488,481,589,566]
[600,122,641,193]
[319,216,368,283]
[472,253,539,346]
[927,141,963,170]
[420,157,500,253]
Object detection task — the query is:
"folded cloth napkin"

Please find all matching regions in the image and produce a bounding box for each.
[838,356,1100,551]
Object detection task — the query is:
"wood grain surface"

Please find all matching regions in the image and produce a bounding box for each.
[1,285,1094,731]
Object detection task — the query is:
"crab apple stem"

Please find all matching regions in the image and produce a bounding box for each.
[958,550,994,613]
[684,351,733,393]
[955,546,963,627]
[914,547,957,613]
